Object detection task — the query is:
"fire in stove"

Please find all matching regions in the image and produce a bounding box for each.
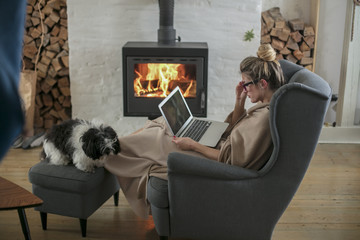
[134,63,196,98]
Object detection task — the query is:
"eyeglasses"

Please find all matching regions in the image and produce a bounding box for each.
[241,79,259,91]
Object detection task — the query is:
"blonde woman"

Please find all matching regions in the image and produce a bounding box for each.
[173,43,285,169]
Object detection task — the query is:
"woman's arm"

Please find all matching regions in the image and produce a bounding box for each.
[172,82,248,160]
[172,137,220,161]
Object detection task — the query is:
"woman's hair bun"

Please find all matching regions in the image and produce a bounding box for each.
[257,43,277,62]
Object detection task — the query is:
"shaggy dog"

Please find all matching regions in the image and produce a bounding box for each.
[41,119,120,172]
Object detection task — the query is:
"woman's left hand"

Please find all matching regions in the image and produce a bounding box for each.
[172,137,196,151]
[172,136,220,160]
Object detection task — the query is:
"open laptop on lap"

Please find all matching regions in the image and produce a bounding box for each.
[158,87,229,147]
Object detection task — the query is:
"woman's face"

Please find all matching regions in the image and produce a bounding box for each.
[241,73,262,103]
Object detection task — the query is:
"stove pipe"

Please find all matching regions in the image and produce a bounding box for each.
[157,0,176,45]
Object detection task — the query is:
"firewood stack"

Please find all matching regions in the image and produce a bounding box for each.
[261,7,316,71]
[23,0,71,134]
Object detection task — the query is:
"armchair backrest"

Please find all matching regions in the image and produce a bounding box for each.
[262,60,332,175]
[255,59,331,232]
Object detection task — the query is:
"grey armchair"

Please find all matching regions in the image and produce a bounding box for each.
[147,59,332,240]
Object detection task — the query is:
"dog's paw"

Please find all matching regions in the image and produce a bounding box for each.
[95,158,105,168]
[84,164,96,173]
[40,150,46,161]
[80,166,95,173]
[75,162,95,173]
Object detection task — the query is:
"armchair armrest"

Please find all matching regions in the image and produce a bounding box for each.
[166,152,263,239]
[167,152,259,180]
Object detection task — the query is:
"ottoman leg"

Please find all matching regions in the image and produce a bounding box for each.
[40,212,47,230]
[79,218,87,237]
[114,191,119,206]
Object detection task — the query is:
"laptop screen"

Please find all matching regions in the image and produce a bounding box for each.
[159,87,192,135]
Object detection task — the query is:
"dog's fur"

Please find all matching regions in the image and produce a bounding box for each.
[41,119,120,172]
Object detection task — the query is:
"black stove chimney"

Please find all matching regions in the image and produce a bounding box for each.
[157,0,176,45]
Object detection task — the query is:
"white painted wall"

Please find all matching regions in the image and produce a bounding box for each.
[315,0,347,95]
[262,0,311,22]
[67,0,262,136]
[337,1,360,127]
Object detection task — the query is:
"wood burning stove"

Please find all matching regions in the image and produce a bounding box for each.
[122,0,208,118]
[123,42,208,118]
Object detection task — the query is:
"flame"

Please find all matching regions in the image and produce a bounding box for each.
[134,63,196,98]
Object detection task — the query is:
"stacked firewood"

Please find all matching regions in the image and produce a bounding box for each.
[23,0,71,134]
[261,7,315,71]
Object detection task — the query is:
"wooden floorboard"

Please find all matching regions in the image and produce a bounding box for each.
[0,143,359,240]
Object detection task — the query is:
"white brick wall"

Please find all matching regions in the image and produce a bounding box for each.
[67,0,262,136]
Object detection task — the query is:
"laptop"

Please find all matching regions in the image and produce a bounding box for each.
[158,86,229,147]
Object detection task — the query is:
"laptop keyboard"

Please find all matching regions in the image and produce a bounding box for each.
[182,119,212,142]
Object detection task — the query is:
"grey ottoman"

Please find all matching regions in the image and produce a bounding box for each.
[28,161,120,237]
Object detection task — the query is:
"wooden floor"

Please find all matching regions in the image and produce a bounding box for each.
[0,143,359,240]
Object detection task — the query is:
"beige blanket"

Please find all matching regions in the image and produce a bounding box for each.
[105,103,272,218]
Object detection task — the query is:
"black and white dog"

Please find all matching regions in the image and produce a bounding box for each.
[41,119,120,172]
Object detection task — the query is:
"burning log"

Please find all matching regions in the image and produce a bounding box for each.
[136,79,196,98]
[261,7,316,71]
[134,63,197,98]
[23,0,71,133]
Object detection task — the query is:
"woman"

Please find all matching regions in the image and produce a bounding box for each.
[105,44,285,218]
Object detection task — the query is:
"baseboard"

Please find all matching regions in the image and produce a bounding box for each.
[319,126,360,144]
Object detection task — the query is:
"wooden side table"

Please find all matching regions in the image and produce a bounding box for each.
[0,177,43,240]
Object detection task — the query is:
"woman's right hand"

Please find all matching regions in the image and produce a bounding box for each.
[236,81,247,101]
